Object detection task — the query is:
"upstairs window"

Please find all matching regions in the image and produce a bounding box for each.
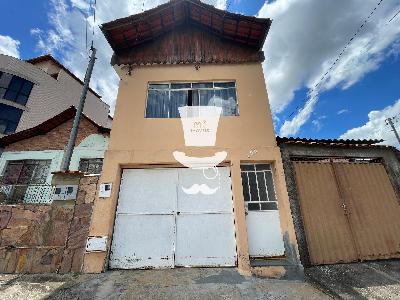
[0,71,34,106]
[0,104,23,135]
[145,81,238,118]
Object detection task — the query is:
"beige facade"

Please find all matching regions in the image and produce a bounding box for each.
[84,63,301,277]
[0,54,110,132]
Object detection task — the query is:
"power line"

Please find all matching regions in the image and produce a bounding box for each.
[385,117,400,144]
[91,0,96,48]
[84,0,96,53]
[388,7,400,23]
[285,0,385,120]
[391,113,400,123]
[226,0,233,10]
[85,14,89,51]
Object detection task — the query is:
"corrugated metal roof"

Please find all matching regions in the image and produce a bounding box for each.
[276,136,384,146]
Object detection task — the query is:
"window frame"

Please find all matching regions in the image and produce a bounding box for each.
[144,81,240,119]
[0,71,34,106]
[0,104,24,135]
[240,163,279,211]
[1,159,51,185]
[78,158,104,175]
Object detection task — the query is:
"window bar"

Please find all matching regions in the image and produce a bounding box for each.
[254,165,262,210]
[269,168,279,207]
[246,171,251,203]
[262,169,270,202]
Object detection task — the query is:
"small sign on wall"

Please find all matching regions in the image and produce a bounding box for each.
[86,236,108,252]
[99,183,112,198]
[52,185,78,201]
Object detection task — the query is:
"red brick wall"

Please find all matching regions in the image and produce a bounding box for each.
[5,118,109,152]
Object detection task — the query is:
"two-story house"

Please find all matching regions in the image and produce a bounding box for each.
[83,0,301,278]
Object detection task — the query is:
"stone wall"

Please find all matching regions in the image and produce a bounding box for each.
[0,175,98,273]
[59,176,98,273]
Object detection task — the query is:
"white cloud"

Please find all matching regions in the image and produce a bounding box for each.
[258,0,400,136]
[340,99,400,148]
[312,119,322,132]
[0,35,20,58]
[337,109,350,115]
[31,0,227,114]
[279,89,318,136]
[70,0,90,10]
[311,115,327,132]
[215,0,227,10]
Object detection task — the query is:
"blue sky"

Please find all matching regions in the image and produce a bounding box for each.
[0,0,399,147]
[0,1,48,59]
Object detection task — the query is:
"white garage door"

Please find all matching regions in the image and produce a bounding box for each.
[110,167,236,269]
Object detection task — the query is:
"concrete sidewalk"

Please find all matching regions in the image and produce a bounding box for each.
[307,260,400,299]
[0,268,329,300]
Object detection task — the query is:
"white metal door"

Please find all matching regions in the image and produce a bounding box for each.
[175,167,237,266]
[246,211,284,256]
[110,169,177,269]
[110,167,237,269]
[241,164,285,257]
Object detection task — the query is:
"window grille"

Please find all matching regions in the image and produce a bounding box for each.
[79,158,104,175]
[2,160,51,185]
[0,159,52,204]
[240,164,278,211]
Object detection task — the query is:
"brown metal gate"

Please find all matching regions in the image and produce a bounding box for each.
[293,161,400,265]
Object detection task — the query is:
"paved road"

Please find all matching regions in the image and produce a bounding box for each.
[2,261,400,299]
[307,260,400,299]
[0,268,329,300]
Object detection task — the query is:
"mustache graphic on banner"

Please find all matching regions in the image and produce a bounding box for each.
[182,184,219,195]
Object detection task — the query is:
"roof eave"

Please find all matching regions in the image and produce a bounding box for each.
[0,106,110,147]
[101,0,271,55]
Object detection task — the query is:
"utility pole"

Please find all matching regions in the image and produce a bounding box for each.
[61,46,97,171]
[386,117,400,145]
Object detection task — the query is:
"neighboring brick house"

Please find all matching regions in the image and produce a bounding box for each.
[0,106,110,204]
[0,54,110,137]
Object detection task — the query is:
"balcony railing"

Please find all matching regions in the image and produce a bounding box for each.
[0,183,53,204]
